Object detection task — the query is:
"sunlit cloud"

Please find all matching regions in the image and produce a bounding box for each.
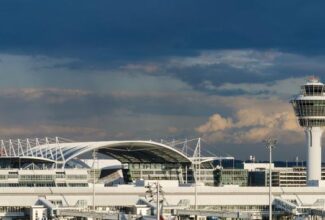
[196,97,303,145]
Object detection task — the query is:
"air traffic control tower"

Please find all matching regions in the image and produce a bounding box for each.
[291,77,325,186]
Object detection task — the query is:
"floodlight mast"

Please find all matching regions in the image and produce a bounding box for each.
[291,77,325,186]
[264,137,277,220]
[92,149,97,212]
[145,182,163,220]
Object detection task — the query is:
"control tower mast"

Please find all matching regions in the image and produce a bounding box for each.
[291,76,325,186]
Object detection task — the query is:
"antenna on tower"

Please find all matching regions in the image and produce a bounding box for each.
[307,75,319,83]
[296,156,299,167]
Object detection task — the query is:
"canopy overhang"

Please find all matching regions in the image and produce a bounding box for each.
[21,140,192,166]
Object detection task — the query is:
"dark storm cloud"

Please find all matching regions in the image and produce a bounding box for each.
[167,64,272,90]
[0,88,219,125]
[0,0,324,90]
[167,61,306,94]
[1,0,325,62]
[119,50,325,96]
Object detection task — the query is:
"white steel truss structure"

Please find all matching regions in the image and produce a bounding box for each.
[0,137,234,171]
[0,137,192,168]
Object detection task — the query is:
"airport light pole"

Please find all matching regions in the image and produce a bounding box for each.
[92,149,97,212]
[264,138,277,220]
[145,181,163,220]
[156,181,160,220]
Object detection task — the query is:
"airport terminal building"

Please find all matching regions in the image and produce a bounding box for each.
[0,137,323,220]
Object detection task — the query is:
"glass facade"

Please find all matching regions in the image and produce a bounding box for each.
[301,85,324,96]
[248,167,325,187]
[219,169,248,186]
[124,163,191,182]
[0,169,90,187]
[298,118,325,127]
[292,100,325,117]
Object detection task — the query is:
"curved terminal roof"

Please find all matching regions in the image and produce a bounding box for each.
[8,140,192,166]
[1,138,235,168]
